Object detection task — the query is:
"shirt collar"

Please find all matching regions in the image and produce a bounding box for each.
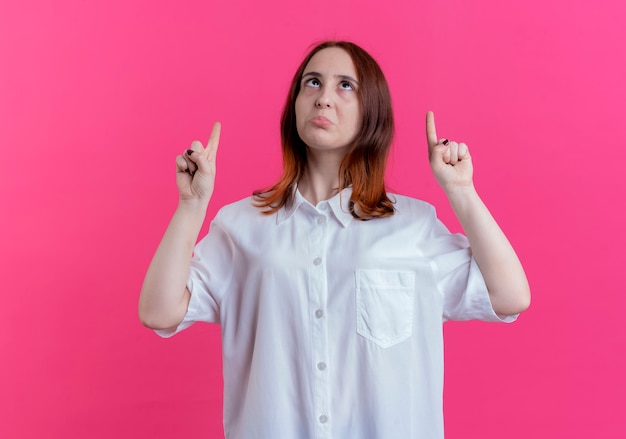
[276,187,354,228]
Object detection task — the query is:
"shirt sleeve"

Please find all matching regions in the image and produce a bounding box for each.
[155,209,236,338]
[424,207,517,323]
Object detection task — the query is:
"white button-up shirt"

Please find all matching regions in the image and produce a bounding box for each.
[157,188,516,438]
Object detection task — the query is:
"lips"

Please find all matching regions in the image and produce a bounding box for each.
[310,116,332,127]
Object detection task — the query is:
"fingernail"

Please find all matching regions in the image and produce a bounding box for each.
[186,149,194,155]
[442,139,449,146]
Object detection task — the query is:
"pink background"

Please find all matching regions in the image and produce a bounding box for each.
[1,0,625,437]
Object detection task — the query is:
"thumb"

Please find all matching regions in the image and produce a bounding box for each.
[429,140,449,167]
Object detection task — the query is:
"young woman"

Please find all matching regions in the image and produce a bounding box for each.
[139,41,530,439]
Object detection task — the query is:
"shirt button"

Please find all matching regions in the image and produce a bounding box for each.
[317,362,327,371]
[315,309,324,318]
[319,415,328,424]
[320,203,328,211]
[316,216,325,225]
[313,257,322,266]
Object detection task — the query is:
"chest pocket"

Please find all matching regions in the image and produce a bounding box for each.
[356,269,415,348]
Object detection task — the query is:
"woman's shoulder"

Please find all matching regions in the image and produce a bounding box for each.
[215,196,257,217]
[213,196,274,226]
[388,192,436,216]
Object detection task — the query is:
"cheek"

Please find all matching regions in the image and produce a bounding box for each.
[348,105,362,131]
[295,94,307,118]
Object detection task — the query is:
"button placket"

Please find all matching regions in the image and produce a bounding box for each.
[309,209,331,437]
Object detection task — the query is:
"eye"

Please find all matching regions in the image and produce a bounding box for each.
[339,81,355,91]
[304,78,321,88]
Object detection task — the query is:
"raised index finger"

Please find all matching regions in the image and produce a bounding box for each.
[426,111,438,149]
[204,122,221,159]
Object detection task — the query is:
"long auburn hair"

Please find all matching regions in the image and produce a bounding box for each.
[253,41,395,220]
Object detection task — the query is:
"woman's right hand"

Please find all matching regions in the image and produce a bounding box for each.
[175,122,221,203]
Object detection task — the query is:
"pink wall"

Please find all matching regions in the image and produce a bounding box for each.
[1,0,625,437]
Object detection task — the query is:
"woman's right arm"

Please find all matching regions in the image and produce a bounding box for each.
[138,122,221,330]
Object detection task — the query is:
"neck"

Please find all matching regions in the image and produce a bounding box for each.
[299,150,344,205]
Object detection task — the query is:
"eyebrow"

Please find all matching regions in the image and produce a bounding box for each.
[302,71,359,84]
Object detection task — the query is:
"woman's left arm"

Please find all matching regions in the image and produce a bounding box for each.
[425,111,530,315]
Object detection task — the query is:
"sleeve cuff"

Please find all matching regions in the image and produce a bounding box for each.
[153,278,203,338]
[469,257,519,323]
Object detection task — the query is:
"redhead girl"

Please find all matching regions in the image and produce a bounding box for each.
[139,41,530,439]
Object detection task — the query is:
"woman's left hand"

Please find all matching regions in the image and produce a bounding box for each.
[426,111,474,193]
[425,111,531,315]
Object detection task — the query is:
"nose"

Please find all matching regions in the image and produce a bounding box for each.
[315,89,332,108]
[315,98,331,108]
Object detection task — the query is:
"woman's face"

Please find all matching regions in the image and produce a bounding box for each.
[295,47,361,156]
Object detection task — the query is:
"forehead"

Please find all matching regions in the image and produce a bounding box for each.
[303,47,358,78]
